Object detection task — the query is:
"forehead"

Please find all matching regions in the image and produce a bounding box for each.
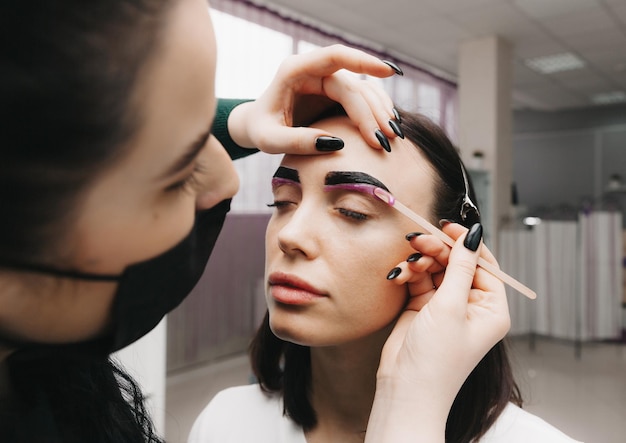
[280,117,436,207]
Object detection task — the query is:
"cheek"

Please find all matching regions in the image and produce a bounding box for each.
[338,236,412,313]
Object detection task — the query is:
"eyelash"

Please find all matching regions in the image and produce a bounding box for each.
[166,163,205,194]
[337,208,369,221]
[267,201,369,221]
[266,201,292,209]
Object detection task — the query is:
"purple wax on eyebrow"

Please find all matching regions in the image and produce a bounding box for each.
[272,177,299,187]
[324,182,380,198]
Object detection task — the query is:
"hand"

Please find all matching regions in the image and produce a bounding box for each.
[366,223,511,442]
[226,45,401,153]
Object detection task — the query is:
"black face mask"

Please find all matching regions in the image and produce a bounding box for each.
[1,199,231,358]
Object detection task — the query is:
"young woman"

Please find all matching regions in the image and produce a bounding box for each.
[189,111,580,442]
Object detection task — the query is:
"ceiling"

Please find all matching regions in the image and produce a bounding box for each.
[257,0,626,111]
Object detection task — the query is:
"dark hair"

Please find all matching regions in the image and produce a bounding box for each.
[4,354,162,443]
[0,1,173,441]
[250,110,522,442]
[0,0,170,264]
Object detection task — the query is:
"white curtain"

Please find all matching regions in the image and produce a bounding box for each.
[500,212,623,341]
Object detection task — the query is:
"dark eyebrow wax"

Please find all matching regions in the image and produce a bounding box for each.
[325,171,390,192]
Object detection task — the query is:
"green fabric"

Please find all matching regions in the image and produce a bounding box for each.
[212,98,258,160]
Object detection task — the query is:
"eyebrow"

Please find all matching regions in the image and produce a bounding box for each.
[272,166,300,183]
[324,171,390,192]
[160,126,211,180]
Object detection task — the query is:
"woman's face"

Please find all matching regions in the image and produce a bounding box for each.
[0,0,238,346]
[265,116,436,347]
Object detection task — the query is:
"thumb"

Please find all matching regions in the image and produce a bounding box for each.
[258,126,345,155]
[436,223,483,311]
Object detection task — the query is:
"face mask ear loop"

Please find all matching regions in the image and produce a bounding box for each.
[460,162,480,222]
[0,260,121,282]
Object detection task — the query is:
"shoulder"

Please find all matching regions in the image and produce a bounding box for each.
[188,384,304,443]
[480,403,583,442]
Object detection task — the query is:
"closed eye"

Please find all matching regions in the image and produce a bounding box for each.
[336,208,368,221]
[267,200,294,209]
[165,163,206,194]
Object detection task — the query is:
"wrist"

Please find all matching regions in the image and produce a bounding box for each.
[366,377,451,443]
[226,100,255,148]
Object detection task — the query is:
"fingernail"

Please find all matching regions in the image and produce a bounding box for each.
[375,129,391,152]
[407,253,422,263]
[388,119,404,139]
[316,136,344,152]
[392,107,401,124]
[463,223,483,252]
[382,60,404,76]
[405,232,423,241]
[386,267,402,280]
[438,219,455,228]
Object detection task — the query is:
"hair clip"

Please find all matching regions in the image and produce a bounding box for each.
[460,163,480,222]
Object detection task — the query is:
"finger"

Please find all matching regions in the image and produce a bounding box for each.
[253,125,346,155]
[322,75,392,150]
[442,222,500,268]
[281,44,399,80]
[405,254,446,276]
[386,263,436,312]
[404,286,436,312]
[436,223,483,312]
[408,233,452,270]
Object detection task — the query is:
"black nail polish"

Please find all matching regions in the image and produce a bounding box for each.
[382,60,404,76]
[438,219,455,228]
[375,129,391,152]
[407,253,422,263]
[405,232,423,241]
[315,136,344,152]
[463,223,483,252]
[392,108,401,124]
[388,119,404,139]
[386,267,402,280]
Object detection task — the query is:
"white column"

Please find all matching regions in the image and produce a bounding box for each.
[458,35,513,250]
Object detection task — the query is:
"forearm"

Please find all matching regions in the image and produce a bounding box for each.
[366,378,449,443]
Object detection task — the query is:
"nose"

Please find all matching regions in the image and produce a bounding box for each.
[275,203,321,259]
[195,138,240,210]
[195,169,239,210]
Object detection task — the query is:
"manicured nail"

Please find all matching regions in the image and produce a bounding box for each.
[392,107,401,124]
[386,267,402,280]
[438,219,455,228]
[405,232,423,241]
[407,253,422,263]
[388,119,404,139]
[382,60,404,76]
[463,223,483,252]
[375,129,391,152]
[316,136,344,152]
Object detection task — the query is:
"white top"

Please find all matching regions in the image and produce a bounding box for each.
[188,384,582,443]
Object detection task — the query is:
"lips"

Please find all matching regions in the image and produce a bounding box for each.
[268,272,326,305]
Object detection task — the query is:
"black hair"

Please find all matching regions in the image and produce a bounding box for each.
[0,0,170,264]
[250,109,522,442]
[4,354,162,443]
[0,1,173,441]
